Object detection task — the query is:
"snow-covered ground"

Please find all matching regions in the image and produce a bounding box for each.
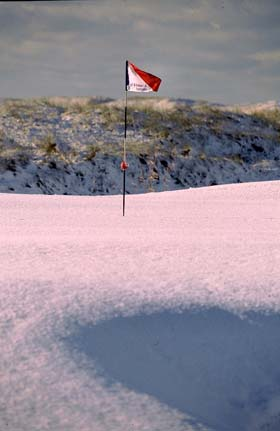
[1,97,280,195]
[1,180,280,431]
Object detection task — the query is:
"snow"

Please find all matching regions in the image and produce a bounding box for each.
[1,181,280,430]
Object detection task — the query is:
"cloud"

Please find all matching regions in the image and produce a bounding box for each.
[0,0,279,103]
[240,0,280,16]
[249,50,280,63]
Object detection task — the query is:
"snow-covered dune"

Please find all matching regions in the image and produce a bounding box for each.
[1,97,280,196]
[1,181,280,431]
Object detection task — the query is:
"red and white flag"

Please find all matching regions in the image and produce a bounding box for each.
[126,61,162,92]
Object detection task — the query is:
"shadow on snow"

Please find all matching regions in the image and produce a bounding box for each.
[62,307,280,431]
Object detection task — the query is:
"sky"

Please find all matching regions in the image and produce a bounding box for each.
[0,0,279,104]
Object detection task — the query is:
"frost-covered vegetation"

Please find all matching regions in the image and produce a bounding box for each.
[0,96,279,195]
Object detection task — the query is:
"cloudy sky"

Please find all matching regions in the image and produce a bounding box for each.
[0,0,279,104]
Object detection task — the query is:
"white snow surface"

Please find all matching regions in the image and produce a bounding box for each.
[1,181,280,431]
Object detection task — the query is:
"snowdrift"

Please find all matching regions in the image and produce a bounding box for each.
[1,181,280,431]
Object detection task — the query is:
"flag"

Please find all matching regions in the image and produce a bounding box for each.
[126,61,161,92]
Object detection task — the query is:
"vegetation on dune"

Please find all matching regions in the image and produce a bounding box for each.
[84,144,101,161]
[39,134,58,156]
[251,109,280,130]
[0,97,279,184]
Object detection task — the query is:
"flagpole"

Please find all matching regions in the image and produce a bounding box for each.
[121,60,161,216]
[123,91,127,216]
[122,61,128,216]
